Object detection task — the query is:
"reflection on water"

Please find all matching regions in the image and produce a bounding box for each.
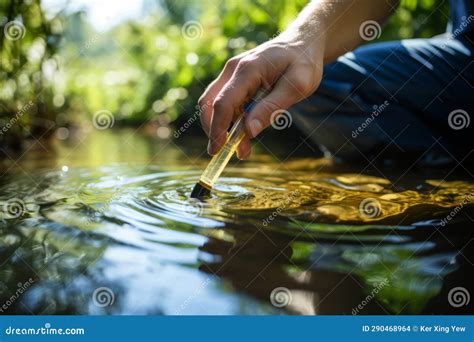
[0,129,472,315]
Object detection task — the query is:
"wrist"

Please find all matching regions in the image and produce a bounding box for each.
[275,25,326,65]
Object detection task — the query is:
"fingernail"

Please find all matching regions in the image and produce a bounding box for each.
[207,140,215,155]
[249,119,263,138]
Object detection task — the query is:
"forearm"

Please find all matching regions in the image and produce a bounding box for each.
[278,0,399,63]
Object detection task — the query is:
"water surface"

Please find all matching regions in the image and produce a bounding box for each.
[0,129,472,314]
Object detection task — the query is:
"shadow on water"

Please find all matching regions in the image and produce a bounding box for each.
[0,128,472,315]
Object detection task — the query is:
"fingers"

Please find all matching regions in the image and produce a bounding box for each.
[198,43,322,159]
[236,137,251,160]
[245,66,319,138]
[198,57,240,136]
[208,58,262,155]
[198,52,251,136]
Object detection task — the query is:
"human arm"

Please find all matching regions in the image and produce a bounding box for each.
[199,0,399,159]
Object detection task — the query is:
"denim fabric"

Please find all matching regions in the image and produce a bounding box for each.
[291,35,474,165]
[449,0,474,37]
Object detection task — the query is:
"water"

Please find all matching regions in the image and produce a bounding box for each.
[0,129,472,315]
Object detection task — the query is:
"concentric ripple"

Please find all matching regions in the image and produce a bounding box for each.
[1,165,472,237]
[0,163,472,315]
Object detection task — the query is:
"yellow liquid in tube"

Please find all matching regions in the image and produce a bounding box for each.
[193,88,269,193]
[198,115,246,188]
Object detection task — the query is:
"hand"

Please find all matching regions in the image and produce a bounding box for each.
[198,36,324,159]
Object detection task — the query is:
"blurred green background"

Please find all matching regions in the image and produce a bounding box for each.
[0,0,449,153]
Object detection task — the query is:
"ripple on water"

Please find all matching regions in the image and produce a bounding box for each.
[0,165,472,314]
[0,165,472,239]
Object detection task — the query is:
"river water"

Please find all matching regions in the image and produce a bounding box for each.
[0,128,472,314]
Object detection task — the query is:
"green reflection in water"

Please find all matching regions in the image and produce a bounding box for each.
[0,129,472,315]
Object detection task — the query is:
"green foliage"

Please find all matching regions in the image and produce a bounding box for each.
[57,0,311,127]
[58,0,448,127]
[383,0,449,40]
[1,0,450,147]
[0,0,63,150]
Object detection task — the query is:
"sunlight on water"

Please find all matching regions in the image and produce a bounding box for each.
[0,130,472,315]
[0,131,474,314]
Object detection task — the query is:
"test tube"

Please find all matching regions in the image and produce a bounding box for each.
[190,88,269,199]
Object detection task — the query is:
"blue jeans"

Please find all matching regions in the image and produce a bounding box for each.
[291,35,474,165]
